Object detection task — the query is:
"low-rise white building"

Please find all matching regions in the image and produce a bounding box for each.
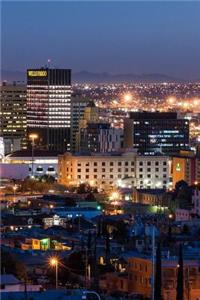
[3,150,58,178]
[58,151,172,190]
[43,214,66,228]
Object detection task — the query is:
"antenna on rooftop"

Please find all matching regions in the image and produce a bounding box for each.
[47,58,51,68]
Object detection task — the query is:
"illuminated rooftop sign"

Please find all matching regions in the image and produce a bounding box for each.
[28,70,47,77]
[176,163,181,172]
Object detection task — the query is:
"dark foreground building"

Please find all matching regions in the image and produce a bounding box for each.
[124,112,189,155]
[27,68,71,153]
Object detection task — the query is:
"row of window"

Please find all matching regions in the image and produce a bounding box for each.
[75,168,167,174]
[77,168,135,173]
[139,167,167,172]
[77,161,134,167]
[76,161,167,167]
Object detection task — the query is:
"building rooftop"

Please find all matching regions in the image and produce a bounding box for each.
[129,111,178,120]
[1,289,100,300]
[7,150,59,158]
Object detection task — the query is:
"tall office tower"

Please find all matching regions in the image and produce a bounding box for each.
[71,97,90,153]
[27,68,71,153]
[0,83,27,154]
[124,112,189,155]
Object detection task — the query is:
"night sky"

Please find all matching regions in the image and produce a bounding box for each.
[2,1,200,80]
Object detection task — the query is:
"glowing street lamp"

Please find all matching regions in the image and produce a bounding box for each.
[13,184,17,200]
[29,134,38,178]
[49,257,58,289]
[109,191,120,201]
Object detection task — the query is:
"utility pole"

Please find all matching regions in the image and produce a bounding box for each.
[187,267,190,300]
[85,247,88,288]
[87,264,91,288]
[152,226,155,300]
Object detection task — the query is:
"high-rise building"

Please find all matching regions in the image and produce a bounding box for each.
[0,83,27,154]
[70,97,91,153]
[27,68,71,153]
[124,112,189,155]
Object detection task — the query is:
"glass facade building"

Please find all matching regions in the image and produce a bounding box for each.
[124,112,189,155]
[27,68,71,153]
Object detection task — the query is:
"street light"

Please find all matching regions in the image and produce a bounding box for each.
[49,257,58,289]
[29,134,38,178]
[109,191,120,201]
[109,191,120,214]
[13,184,17,200]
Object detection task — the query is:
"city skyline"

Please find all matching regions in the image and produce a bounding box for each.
[2,1,200,80]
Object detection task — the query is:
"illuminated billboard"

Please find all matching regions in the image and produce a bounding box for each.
[28,70,47,77]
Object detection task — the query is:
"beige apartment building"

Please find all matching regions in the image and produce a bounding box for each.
[58,151,171,190]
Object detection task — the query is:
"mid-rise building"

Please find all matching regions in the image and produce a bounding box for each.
[75,101,99,152]
[27,68,71,153]
[58,151,171,190]
[79,122,123,153]
[70,97,90,153]
[171,150,200,187]
[124,112,189,155]
[0,83,27,154]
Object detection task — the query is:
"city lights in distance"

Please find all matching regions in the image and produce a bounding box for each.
[124,93,132,102]
[167,97,176,104]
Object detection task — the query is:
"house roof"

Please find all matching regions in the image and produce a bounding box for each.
[1,274,21,285]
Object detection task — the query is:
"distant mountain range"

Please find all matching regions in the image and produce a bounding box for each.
[1,69,187,83]
[73,71,185,83]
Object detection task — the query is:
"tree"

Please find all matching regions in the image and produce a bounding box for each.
[1,250,27,280]
[154,241,162,300]
[176,244,184,300]
[175,180,188,192]
[85,192,96,202]
[77,183,87,194]
[64,251,85,275]
[40,175,55,183]
[182,224,190,234]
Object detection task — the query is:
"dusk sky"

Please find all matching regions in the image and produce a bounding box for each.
[2,1,200,80]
